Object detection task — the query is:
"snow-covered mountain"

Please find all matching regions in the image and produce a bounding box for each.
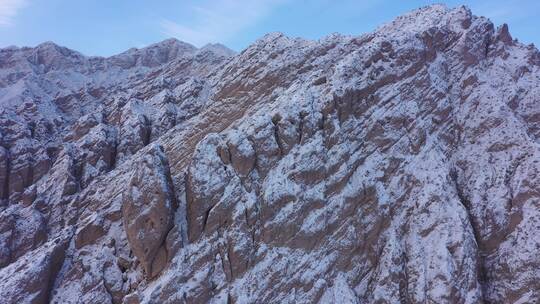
[1,4,539,303]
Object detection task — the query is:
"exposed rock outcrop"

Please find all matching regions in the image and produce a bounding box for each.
[0,236,68,304]
[1,4,540,304]
[122,145,177,279]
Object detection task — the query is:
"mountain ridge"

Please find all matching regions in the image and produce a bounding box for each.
[1,38,235,61]
[0,4,539,303]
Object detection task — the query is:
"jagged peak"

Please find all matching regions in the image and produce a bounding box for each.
[198,43,236,57]
[260,31,286,41]
[496,23,513,45]
[115,38,196,57]
[416,3,450,12]
[33,41,84,57]
[0,45,20,52]
[3,41,84,57]
[36,41,60,49]
[20,41,87,70]
[252,32,290,46]
[247,32,310,52]
[376,4,476,38]
[143,38,197,52]
[105,38,198,68]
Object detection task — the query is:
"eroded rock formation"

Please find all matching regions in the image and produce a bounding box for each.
[0,4,539,303]
[123,145,176,279]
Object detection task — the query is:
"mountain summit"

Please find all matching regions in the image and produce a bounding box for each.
[0,4,539,303]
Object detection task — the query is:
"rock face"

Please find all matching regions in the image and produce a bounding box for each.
[123,144,177,279]
[1,4,540,303]
[0,236,68,304]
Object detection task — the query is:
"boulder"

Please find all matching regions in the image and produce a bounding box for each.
[122,145,176,278]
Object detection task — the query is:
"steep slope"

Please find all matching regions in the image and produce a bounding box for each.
[1,4,540,304]
[0,38,233,203]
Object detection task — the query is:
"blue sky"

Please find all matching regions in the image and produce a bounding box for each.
[0,0,538,56]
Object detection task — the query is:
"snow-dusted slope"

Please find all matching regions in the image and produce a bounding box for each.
[1,4,540,303]
[0,38,233,203]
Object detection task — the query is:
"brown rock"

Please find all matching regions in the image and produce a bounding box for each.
[0,237,68,304]
[186,134,230,241]
[497,23,513,45]
[74,215,107,249]
[123,292,141,304]
[0,213,14,267]
[103,259,127,304]
[249,118,281,177]
[65,112,103,141]
[274,115,299,154]
[122,145,176,279]
[78,124,117,188]
[8,146,33,196]
[20,185,37,207]
[117,104,152,163]
[0,206,47,264]
[227,131,255,177]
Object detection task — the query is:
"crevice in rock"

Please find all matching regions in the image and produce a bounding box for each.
[2,147,10,200]
[27,159,35,190]
[226,244,234,280]
[399,249,411,304]
[297,111,307,143]
[101,276,116,304]
[271,114,284,156]
[3,217,14,267]
[449,168,487,301]
[175,178,189,247]
[142,115,152,146]
[202,206,212,234]
[45,237,70,304]
[110,135,119,170]
[218,250,230,283]
[484,36,492,58]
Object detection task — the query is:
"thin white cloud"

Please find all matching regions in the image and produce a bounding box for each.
[0,0,27,26]
[161,0,286,46]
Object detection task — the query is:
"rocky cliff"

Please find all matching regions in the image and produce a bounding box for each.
[1,4,539,303]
